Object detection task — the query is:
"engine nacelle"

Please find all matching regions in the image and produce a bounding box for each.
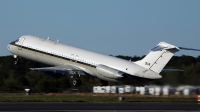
[96,65,124,79]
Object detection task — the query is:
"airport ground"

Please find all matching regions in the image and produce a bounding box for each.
[0,102,199,111]
[0,93,199,111]
[0,92,198,102]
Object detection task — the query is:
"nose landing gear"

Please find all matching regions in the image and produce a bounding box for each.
[14,55,19,65]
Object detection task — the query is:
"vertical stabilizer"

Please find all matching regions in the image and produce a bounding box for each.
[134,42,180,73]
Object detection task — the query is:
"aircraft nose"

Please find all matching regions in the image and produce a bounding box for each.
[7,44,11,50]
[8,40,17,50]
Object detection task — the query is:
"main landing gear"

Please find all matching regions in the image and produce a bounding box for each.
[72,79,82,86]
[99,79,108,86]
[71,73,82,86]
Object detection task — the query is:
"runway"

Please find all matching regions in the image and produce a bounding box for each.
[0,102,199,111]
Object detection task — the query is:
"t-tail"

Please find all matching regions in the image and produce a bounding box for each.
[135,42,200,74]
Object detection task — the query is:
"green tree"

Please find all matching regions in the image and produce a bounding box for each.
[36,80,49,92]
[58,76,71,89]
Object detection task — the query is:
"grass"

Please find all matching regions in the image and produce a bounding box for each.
[0,93,197,102]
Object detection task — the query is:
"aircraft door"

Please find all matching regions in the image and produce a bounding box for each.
[18,37,25,50]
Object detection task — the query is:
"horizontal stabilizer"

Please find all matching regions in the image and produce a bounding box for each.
[151,43,200,52]
[162,69,183,72]
[151,42,180,52]
[179,47,200,51]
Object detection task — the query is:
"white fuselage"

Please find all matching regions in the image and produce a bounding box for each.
[8,35,161,84]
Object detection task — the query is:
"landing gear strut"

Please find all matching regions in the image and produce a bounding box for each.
[99,80,108,86]
[14,55,18,65]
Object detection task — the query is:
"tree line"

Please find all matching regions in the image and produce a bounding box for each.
[0,55,199,93]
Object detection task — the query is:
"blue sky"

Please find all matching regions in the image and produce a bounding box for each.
[1,0,200,57]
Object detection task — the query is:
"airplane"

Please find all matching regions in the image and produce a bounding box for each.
[7,35,200,86]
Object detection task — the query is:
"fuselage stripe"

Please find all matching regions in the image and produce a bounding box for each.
[10,42,96,68]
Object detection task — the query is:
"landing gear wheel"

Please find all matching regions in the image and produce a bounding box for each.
[99,80,108,86]
[14,59,19,65]
[14,61,18,65]
[14,55,19,65]
[73,79,82,86]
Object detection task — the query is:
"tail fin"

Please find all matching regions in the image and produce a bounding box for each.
[135,42,180,73]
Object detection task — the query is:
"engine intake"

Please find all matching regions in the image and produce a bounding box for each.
[96,65,124,79]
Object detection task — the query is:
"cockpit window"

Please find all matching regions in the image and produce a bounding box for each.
[9,39,19,45]
[15,39,19,43]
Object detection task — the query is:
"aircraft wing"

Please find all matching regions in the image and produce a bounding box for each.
[30,64,86,75]
[161,69,183,72]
